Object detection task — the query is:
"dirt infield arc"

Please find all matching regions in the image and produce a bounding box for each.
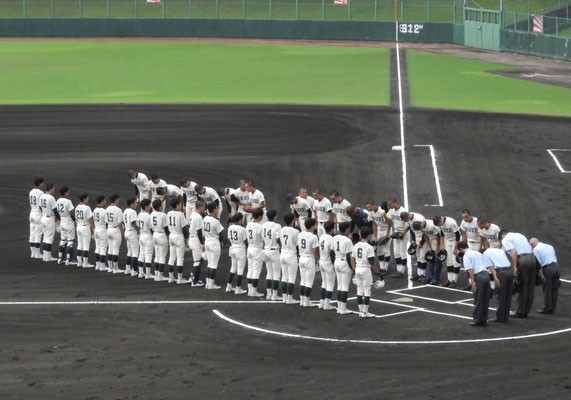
[1,104,571,399]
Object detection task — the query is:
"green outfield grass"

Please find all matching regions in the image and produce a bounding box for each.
[406,50,571,116]
[0,41,390,105]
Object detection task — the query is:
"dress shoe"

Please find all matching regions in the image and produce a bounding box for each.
[537,309,553,314]
[469,321,487,327]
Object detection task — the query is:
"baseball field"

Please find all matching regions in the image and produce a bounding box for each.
[1,37,571,399]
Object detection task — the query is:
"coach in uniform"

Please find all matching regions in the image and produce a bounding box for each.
[499,230,537,318]
[530,238,560,314]
[458,241,490,327]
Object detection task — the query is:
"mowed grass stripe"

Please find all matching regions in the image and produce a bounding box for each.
[406,50,571,117]
[0,41,389,105]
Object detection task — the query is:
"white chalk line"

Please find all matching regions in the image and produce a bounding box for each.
[0,300,284,305]
[546,149,571,174]
[414,144,444,207]
[212,309,571,345]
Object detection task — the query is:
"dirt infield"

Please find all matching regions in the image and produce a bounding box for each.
[1,101,571,399]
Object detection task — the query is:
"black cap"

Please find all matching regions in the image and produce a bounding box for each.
[457,241,468,249]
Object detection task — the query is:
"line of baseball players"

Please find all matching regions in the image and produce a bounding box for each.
[28,172,561,322]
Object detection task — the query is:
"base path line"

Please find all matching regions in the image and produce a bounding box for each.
[413,144,444,207]
[546,149,571,174]
[419,309,473,320]
[212,309,571,345]
[375,309,422,319]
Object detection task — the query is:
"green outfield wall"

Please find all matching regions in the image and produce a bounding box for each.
[0,18,462,42]
[502,30,570,60]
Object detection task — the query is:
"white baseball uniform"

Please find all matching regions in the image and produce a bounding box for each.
[233,187,250,215]
[332,198,351,226]
[137,211,153,264]
[181,180,199,220]
[440,217,460,268]
[147,179,168,208]
[188,210,204,266]
[460,217,481,251]
[333,234,354,292]
[123,207,139,259]
[353,241,375,297]
[387,206,408,260]
[228,224,248,277]
[297,231,319,292]
[480,223,501,249]
[93,206,108,269]
[319,233,335,292]
[291,197,311,232]
[280,226,300,286]
[262,220,282,284]
[131,172,150,201]
[56,197,75,242]
[167,210,188,267]
[75,203,93,257]
[367,207,391,259]
[151,210,168,265]
[106,204,123,256]
[203,214,224,270]
[29,187,44,251]
[313,197,332,237]
[246,220,264,281]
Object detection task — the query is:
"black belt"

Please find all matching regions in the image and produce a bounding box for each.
[475,271,488,276]
[543,262,557,269]
[495,267,511,271]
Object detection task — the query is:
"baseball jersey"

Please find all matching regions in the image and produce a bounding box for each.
[56,197,74,222]
[387,206,407,232]
[75,204,92,227]
[200,186,221,205]
[313,197,332,222]
[165,184,182,199]
[123,208,138,232]
[228,224,247,248]
[105,205,123,229]
[262,221,281,250]
[291,197,311,219]
[480,223,501,248]
[181,181,198,204]
[440,217,460,241]
[332,199,351,223]
[39,193,57,218]
[147,179,167,200]
[93,207,108,229]
[352,241,375,267]
[150,210,168,234]
[280,226,299,254]
[421,220,441,240]
[29,188,43,212]
[463,249,487,274]
[407,212,426,241]
[131,173,149,197]
[297,231,318,258]
[166,210,188,235]
[203,215,224,241]
[302,195,315,210]
[234,188,250,210]
[137,211,152,235]
[368,207,390,236]
[246,221,264,248]
[188,211,204,237]
[319,233,334,262]
[460,217,480,242]
[248,189,265,210]
[333,234,353,262]
[221,188,236,209]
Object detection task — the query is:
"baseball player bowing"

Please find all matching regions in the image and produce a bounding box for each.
[203,202,225,290]
[365,200,392,275]
[279,213,301,305]
[433,215,461,287]
[387,198,408,278]
[226,213,248,294]
[287,194,312,232]
[351,227,379,318]
[297,218,320,308]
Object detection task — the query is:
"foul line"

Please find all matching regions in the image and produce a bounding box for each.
[212,309,571,345]
[546,149,571,173]
[414,144,444,207]
[0,300,284,305]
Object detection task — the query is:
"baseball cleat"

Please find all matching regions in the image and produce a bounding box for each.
[441,280,451,287]
[82,263,95,268]
[234,288,247,295]
[225,285,235,293]
[323,304,336,311]
[44,256,58,263]
[191,280,205,287]
[271,295,282,301]
[249,291,264,298]
[286,298,300,305]
[338,309,353,315]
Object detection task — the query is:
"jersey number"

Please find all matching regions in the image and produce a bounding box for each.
[76,210,84,220]
[169,216,177,227]
[248,230,253,240]
[264,228,272,239]
[204,221,211,232]
[230,230,238,241]
[283,235,288,246]
[301,238,306,250]
[357,248,363,259]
